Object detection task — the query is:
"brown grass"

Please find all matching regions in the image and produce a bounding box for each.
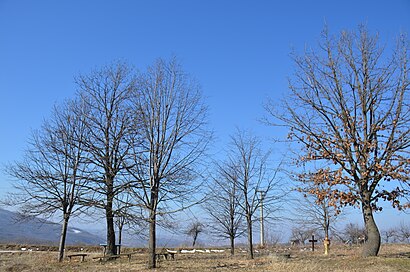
[0,244,409,272]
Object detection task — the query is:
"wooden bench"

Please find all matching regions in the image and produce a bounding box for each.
[155,252,175,260]
[67,253,87,262]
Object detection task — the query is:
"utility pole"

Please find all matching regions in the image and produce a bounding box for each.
[257,190,265,247]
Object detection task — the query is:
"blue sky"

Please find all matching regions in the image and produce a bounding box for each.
[0,0,409,232]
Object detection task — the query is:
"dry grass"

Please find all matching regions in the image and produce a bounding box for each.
[0,244,409,272]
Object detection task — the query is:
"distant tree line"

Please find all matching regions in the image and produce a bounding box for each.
[288,221,410,246]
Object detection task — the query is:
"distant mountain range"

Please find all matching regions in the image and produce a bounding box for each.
[0,208,104,245]
[0,208,216,248]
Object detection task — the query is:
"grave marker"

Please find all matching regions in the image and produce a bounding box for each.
[309,235,318,251]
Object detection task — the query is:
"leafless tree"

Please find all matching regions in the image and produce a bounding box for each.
[76,62,136,255]
[227,129,283,259]
[344,223,366,245]
[203,160,245,255]
[264,225,282,246]
[186,221,204,247]
[290,226,316,245]
[126,58,211,268]
[266,26,410,256]
[4,99,90,261]
[397,223,410,243]
[382,227,398,243]
[113,192,145,254]
[294,178,343,240]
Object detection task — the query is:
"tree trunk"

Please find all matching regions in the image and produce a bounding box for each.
[230,234,235,256]
[192,234,197,247]
[247,215,254,259]
[362,202,381,257]
[118,225,123,255]
[148,209,156,269]
[106,188,116,255]
[324,216,329,239]
[58,215,69,262]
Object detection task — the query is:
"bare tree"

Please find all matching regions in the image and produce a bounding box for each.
[203,161,245,255]
[344,223,366,245]
[228,129,282,259]
[290,226,316,245]
[4,98,89,261]
[76,62,136,255]
[382,227,397,243]
[186,221,204,247]
[266,26,410,256]
[264,226,282,246]
[126,58,210,268]
[113,192,145,254]
[294,177,343,240]
[397,223,410,243]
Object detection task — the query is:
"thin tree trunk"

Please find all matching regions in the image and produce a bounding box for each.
[247,215,254,259]
[362,201,381,257]
[118,225,123,255]
[230,234,235,256]
[324,226,329,239]
[148,209,156,269]
[324,216,329,239]
[192,232,198,247]
[58,215,69,262]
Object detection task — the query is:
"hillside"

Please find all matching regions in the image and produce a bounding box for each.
[0,208,103,245]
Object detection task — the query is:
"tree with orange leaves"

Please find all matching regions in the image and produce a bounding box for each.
[266,26,410,257]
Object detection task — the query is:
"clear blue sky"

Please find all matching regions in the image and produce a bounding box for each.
[0,0,409,231]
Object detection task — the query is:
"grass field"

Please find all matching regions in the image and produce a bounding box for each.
[0,244,409,272]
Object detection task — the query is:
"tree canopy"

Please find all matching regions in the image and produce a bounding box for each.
[266,26,410,256]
